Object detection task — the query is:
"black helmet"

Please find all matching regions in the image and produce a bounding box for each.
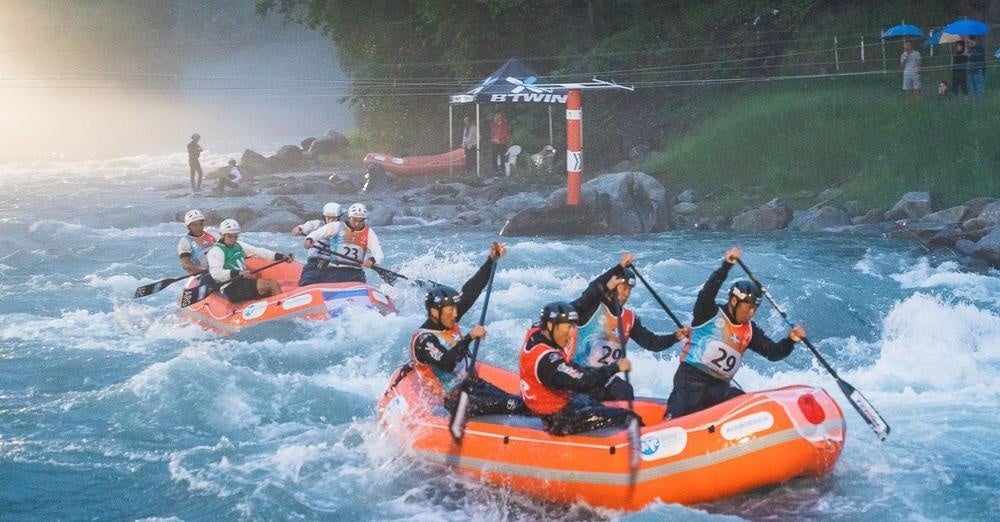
[425,285,461,311]
[729,280,762,306]
[620,268,637,288]
[539,301,579,329]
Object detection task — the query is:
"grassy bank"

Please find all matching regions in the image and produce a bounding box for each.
[643,78,1000,214]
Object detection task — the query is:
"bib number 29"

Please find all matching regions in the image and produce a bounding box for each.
[710,347,737,373]
[597,344,625,365]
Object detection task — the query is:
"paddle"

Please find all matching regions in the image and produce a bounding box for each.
[611,294,642,487]
[134,270,206,299]
[628,264,684,329]
[179,258,288,307]
[314,246,438,288]
[736,259,891,441]
[449,257,499,442]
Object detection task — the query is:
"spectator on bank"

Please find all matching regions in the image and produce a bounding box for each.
[968,36,986,96]
[489,112,510,175]
[952,41,969,96]
[900,40,922,99]
[462,116,477,175]
[938,81,951,97]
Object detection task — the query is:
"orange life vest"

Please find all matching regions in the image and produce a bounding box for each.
[518,327,572,415]
[409,325,467,397]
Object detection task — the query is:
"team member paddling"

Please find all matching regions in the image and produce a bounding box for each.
[207,219,293,303]
[570,253,691,400]
[410,242,524,417]
[322,203,383,283]
[298,202,344,286]
[177,209,216,275]
[519,301,638,436]
[666,247,806,419]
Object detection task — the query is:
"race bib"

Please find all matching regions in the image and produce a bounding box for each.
[334,243,365,263]
[584,337,625,367]
[698,340,744,380]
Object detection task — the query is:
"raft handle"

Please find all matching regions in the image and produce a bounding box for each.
[708,424,715,434]
[609,446,616,455]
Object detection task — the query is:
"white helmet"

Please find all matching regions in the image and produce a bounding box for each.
[184,209,205,226]
[348,203,367,219]
[219,219,241,235]
[323,202,342,218]
[191,133,200,141]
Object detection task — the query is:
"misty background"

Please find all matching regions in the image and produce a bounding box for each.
[0,0,353,162]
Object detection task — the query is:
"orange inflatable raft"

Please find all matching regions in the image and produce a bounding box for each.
[378,362,845,510]
[178,258,396,334]
[363,148,465,177]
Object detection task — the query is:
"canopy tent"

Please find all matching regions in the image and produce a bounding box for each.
[448,57,566,177]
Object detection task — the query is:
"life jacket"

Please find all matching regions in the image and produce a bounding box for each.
[518,326,572,415]
[306,223,338,264]
[211,242,247,272]
[679,307,753,382]
[183,232,216,268]
[570,302,634,369]
[330,226,370,267]
[409,325,467,396]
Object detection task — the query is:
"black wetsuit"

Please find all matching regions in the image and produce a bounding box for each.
[526,329,637,436]
[411,256,526,417]
[187,140,203,191]
[665,260,795,418]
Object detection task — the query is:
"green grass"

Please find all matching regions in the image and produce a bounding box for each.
[642,79,1000,213]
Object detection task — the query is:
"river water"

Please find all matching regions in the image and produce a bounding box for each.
[1,155,997,521]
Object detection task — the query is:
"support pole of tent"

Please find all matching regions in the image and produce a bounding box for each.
[475,103,481,178]
[861,36,865,64]
[449,105,454,176]
[566,89,582,206]
[548,105,554,146]
[834,36,840,72]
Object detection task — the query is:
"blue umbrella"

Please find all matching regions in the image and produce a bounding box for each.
[882,24,923,39]
[924,31,941,46]
[941,19,990,36]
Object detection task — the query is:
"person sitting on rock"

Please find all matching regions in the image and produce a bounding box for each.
[178,209,216,275]
[207,219,293,303]
[216,159,242,195]
[569,252,691,401]
[299,202,344,286]
[519,301,639,436]
[665,247,806,419]
[320,203,383,283]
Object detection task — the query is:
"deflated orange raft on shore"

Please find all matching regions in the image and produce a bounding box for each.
[378,362,845,510]
[178,258,396,334]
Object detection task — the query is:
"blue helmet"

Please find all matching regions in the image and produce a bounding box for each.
[729,280,762,306]
[539,301,579,329]
[425,285,460,312]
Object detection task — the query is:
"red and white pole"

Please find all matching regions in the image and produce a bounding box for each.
[565,89,582,206]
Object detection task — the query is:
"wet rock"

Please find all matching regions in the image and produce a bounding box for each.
[532,172,672,234]
[328,172,364,193]
[367,205,395,227]
[493,193,546,217]
[885,192,934,221]
[843,200,861,217]
[916,205,969,225]
[454,210,483,225]
[268,145,306,171]
[674,202,698,214]
[201,205,259,225]
[502,202,606,236]
[968,227,1000,266]
[309,130,348,155]
[240,149,270,175]
[816,187,844,202]
[926,224,964,248]
[975,200,1000,225]
[269,196,303,211]
[731,198,793,232]
[955,239,977,256]
[852,208,885,225]
[266,180,333,196]
[963,197,997,219]
[301,137,316,151]
[246,210,302,233]
[677,189,696,203]
[790,206,850,231]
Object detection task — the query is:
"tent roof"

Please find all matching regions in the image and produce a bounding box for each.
[450,57,567,104]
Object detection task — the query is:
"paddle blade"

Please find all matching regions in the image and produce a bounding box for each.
[838,379,891,441]
[449,390,470,441]
[371,266,401,286]
[179,282,214,308]
[133,277,178,298]
[627,416,641,482]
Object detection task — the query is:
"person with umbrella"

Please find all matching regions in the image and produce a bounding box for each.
[968,36,986,96]
[952,40,969,96]
[900,40,923,99]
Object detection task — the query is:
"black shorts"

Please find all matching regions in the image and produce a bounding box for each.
[223,278,263,302]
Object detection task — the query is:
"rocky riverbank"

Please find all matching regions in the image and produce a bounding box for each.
[164,135,999,271]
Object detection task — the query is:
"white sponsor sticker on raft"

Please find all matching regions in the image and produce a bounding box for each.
[373,155,386,161]
[721,411,774,441]
[282,294,313,310]
[383,395,409,426]
[371,291,389,305]
[639,427,687,461]
[242,301,267,320]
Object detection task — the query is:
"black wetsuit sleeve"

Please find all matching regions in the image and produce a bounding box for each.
[630,316,680,352]
[572,264,624,323]
[693,261,733,325]
[536,351,620,392]
[413,332,473,372]
[456,257,495,320]
[747,322,796,361]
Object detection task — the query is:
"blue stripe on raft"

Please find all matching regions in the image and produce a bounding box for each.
[322,289,371,301]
